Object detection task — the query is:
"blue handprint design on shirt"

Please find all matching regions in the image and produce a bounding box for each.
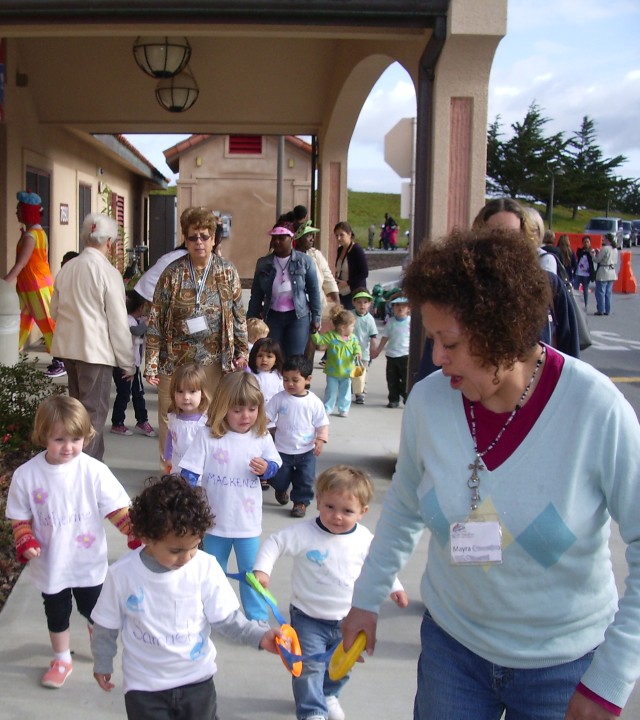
[126,587,144,612]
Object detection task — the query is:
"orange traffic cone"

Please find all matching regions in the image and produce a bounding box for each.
[613,251,637,294]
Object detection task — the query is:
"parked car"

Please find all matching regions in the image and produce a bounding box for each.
[621,220,633,247]
[584,217,623,247]
[631,220,640,247]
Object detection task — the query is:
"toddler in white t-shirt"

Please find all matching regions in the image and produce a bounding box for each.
[179,372,281,622]
[91,475,279,720]
[265,355,330,519]
[6,395,136,690]
[164,362,212,473]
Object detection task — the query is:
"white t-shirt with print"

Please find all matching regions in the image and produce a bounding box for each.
[166,412,207,467]
[253,370,284,405]
[91,548,239,693]
[380,316,411,358]
[254,518,404,621]
[179,428,281,538]
[354,311,378,362]
[6,451,131,594]
[265,390,329,455]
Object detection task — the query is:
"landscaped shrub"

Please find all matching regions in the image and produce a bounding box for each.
[0,355,65,609]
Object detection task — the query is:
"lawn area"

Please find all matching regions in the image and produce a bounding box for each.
[526,203,636,234]
[347,191,636,240]
[347,190,410,248]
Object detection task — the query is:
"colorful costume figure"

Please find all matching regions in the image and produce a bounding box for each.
[10,191,56,351]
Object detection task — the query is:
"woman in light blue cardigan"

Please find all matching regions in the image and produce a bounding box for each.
[343,227,640,720]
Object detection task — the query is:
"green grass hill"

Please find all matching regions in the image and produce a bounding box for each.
[347,191,636,241]
[347,191,410,248]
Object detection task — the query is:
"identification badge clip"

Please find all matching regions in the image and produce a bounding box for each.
[186,315,208,334]
[450,515,502,565]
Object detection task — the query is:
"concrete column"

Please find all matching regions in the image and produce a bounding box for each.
[420,0,507,242]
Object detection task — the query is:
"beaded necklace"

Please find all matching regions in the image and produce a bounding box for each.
[466,346,546,512]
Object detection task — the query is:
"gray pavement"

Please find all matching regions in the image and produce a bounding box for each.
[0,265,426,720]
[2,263,639,718]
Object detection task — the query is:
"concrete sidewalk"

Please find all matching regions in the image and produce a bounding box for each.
[5,261,638,719]
[0,266,427,720]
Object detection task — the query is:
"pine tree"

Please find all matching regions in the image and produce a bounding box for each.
[485,102,566,204]
[560,116,626,218]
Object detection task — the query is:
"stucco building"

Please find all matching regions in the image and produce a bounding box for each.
[0,0,508,366]
[165,134,313,278]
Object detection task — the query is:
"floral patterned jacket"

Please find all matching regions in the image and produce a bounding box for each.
[145,254,248,377]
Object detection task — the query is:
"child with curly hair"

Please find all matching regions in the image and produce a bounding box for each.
[91,475,280,720]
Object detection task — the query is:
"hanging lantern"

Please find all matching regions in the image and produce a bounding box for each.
[133,36,191,79]
[155,67,199,113]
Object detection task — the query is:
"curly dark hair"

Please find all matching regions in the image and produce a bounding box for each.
[403,228,551,369]
[129,475,214,541]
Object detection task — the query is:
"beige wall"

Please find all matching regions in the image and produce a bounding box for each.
[0,0,508,310]
[175,136,312,278]
[2,126,143,277]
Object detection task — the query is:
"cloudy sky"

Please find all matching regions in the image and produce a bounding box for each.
[126,0,640,195]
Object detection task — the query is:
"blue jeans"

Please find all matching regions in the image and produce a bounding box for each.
[573,275,591,308]
[265,309,311,359]
[290,605,349,720]
[202,534,267,622]
[414,610,595,720]
[270,449,316,506]
[324,375,352,414]
[595,280,613,314]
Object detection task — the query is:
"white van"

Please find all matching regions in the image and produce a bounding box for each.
[584,217,623,246]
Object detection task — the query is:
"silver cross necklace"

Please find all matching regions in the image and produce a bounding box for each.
[467,346,546,512]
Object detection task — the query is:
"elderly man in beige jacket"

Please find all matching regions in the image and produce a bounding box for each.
[51,213,135,460]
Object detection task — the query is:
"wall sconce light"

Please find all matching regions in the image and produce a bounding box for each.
[196,157,203,167]
[155,67,199,113]
[288,158,295,168]
[133,36,191,79]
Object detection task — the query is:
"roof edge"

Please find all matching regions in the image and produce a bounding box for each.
[163,134,312,173]
[0,0,449,26]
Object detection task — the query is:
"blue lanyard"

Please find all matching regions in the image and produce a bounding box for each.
[188,254,214,312]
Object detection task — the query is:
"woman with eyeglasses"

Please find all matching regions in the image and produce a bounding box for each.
[145,207,248,464]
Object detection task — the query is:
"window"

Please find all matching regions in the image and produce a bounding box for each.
[228,135,263,155]
[79,183,91,230]
[110,192,126,273]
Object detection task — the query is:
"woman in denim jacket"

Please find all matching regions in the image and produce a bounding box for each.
[248,222,322,359]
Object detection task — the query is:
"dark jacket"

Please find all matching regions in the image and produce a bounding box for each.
[542,270,580,358]
[576,248,596,280]
[335,242,369,292]
[247,249,321,326]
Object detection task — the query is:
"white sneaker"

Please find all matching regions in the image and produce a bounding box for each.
[326,695,345,720]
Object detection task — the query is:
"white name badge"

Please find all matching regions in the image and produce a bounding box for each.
[186,315,208,334]
[278,280,292,293]
[450,520,502,565]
